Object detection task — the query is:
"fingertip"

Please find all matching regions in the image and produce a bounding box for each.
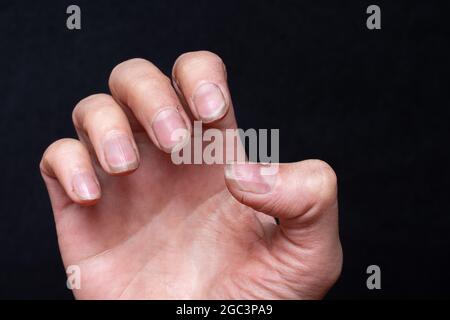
[40,138,103,207]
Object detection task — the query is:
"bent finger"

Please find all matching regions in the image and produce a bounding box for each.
[40,138,101,206]
[72,94,139,175]
[109,58,191,153]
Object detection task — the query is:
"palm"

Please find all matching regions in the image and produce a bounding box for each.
[56,131,275,299]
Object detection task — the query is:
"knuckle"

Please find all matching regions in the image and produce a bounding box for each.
[45,138,80,155]
[127,74,169,105]
[41,138,79,169]
[110,58,149,79]
[304,160,338,207]
[72,94,113,128]
[174,50,225,75]
[109,58,155,89]
[82,93,113,106]
[75,93,112,111]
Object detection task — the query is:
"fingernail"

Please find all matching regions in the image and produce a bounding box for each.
[193,82,227,123]
[152,108,189,152]
[103,133,139,173]
[225,163,276,194]
[72,172,101,200]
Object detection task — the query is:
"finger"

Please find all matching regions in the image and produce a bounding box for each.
[172,51,237,128]
[109,58,191,153]
[40,139,101,207]
[224,160,342,291]
[72,94,140,175]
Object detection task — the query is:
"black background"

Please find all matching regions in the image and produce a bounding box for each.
[0,0,449,299]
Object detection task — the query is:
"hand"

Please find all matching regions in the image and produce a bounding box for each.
[40,51,342,299]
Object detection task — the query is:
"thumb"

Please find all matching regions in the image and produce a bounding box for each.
[224,160,342,298]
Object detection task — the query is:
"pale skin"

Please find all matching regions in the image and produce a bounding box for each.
[40,51,343,299]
